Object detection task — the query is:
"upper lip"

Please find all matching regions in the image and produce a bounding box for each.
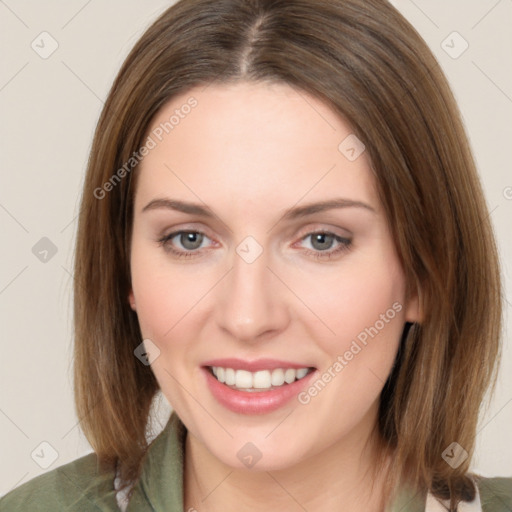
[202,358,315,372]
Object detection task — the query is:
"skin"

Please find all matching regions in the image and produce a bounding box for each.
[129,81,421,512]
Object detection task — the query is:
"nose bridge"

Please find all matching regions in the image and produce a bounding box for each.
[217,239,287,342]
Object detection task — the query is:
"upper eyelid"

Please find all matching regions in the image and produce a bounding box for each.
[161,224,215,240]
[161,221,352,239]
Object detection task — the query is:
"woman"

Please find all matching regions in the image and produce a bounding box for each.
[1,0,510,510]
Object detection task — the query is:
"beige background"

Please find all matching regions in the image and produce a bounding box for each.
[1,0,511,496]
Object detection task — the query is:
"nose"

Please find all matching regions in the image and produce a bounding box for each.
[216,244,290,343]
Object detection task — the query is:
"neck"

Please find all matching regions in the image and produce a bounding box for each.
[183,412,391,512]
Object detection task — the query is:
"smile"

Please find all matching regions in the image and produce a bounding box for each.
[209,366,313,391]
[201,359,318,414]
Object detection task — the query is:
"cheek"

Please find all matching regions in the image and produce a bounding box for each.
[130,243,177,339]
[132,272,194,342]
[286,249,407,415]
[338,268,403,348]
[290,254,405,350]
[130,245,216,347]
[289,259,406,438]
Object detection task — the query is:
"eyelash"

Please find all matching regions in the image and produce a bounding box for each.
[157,230,352,260]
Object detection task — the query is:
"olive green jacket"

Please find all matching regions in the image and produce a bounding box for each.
[1,413,511,511]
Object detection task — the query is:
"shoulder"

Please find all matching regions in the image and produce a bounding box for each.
[0,452,119,511]
[475,475,512,511]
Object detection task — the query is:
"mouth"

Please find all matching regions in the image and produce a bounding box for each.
[206,365,315,392]
[201,359,318,414]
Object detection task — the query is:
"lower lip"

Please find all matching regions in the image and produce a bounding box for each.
[203,367,317,415]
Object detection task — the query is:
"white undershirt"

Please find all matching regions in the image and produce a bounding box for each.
[425,481,482,511]
[114,471,131,512]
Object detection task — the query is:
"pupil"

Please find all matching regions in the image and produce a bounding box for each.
[182,232,202,250]
[312,233,333,251]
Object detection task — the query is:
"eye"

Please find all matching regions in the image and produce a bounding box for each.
[157,229,351,260]
[158,230,213,258]
[298,231,352,259]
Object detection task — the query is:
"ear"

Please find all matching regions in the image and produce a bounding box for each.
[128,289,136,311]
[404,289,423,324]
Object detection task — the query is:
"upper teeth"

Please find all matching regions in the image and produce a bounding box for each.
[211,367,310,390]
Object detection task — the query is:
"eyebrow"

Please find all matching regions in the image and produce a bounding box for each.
[141,197,376,219]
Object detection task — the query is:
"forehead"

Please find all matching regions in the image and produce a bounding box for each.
[135,81,378,215]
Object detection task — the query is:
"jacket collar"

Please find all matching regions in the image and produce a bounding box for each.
[126,412,186,511]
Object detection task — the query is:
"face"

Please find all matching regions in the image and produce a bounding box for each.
[129,81,420,471]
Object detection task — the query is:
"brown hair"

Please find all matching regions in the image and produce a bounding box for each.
[73,0,502,508]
